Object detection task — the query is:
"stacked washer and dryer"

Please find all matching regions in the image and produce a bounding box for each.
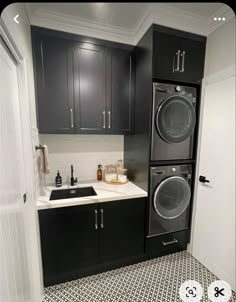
[148,82,197,243]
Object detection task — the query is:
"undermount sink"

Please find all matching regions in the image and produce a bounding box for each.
[49,186,97,201]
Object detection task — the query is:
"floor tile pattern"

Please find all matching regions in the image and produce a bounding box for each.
[43,251,236,302]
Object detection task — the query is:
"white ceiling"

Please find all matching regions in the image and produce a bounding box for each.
[28,3,148,30]
[163,3,224,18]
[26,2,235,45]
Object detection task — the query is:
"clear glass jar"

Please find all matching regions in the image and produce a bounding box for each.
[116,159,123,169]
[104,165,117,182]
[117,168,128,183]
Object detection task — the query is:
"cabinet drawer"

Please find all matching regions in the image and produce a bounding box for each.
[146,229,190,258]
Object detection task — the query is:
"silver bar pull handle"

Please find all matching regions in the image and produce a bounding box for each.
[94,210,98,230]
[172,53,176,73]
[70,108,74,128]
[102,111,106,129]
[108,111,111,129]
[162,239,178,246]
[176,50,180,71]
[100,209,104,228]
[181,51,185,72]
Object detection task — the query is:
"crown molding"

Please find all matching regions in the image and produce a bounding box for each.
[132,7,153,44]
[25,3,33,23]
[26,3,234,46]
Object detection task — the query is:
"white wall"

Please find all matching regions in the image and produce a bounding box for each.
[204,18,236,77]
[39,135,124,187]
[1,3,43,301]
[191,17,235,290]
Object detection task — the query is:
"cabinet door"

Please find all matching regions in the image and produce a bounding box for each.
[106,48,134,134]
[33,35,74,134]
[153,30,206,83]
[178,37,206,83]
[38,204,99,286]
[74,43,106,134]
[153,31,182,81]
[99,198,146,263]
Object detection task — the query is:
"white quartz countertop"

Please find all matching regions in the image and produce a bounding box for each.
[37,181,147,210]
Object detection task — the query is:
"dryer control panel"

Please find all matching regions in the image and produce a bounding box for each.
[151,165,192,176]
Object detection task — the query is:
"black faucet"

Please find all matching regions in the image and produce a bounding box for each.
[70,164,78,186]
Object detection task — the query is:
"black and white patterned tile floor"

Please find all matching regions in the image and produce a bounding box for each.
[43,251,236,302]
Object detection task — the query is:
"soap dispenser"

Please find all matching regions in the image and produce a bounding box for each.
[55,170,62,187]
[97,165,103,181]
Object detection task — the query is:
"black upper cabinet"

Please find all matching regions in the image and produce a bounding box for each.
[153,31,181,82]
[33,35,74,134]
[106,48,134,134]
[31,27,134,134]
[73,43,106,134]
[178,37,206,83]
[153,26,206,83]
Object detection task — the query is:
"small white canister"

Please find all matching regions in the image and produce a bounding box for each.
[117,168,128,183]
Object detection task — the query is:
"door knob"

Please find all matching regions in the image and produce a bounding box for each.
[199,175,210,183]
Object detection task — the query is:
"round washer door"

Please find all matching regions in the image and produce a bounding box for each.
[153,176,191,219]
[156,95,196,143]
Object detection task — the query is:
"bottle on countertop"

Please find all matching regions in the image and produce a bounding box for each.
[97,165,103,181]
[55,170,62,187]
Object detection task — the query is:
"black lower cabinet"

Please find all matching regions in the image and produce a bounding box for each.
[38,198,147,286]
[38,204,99,286]
[99,198,146,262]
[39,198,190,287]
[146,229,190,258]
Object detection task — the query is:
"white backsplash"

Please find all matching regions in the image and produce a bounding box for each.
[39,134,124,186]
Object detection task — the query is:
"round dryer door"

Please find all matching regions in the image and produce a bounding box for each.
[153,176,191,219]
[156,96,196,143]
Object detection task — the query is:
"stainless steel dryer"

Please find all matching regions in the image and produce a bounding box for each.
[151,82,197,161]
[148,165,192,237]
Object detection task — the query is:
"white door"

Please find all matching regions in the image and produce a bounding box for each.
[0,41,31,301]
[192,73,235,290]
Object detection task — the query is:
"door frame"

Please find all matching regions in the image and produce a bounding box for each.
[0,22,22,63]
[0,20,44,300]
[188,63,236,254]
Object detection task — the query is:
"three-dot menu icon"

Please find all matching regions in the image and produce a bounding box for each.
[213,17,226,21]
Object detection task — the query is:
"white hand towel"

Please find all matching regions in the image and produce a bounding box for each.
[40,145,50,174]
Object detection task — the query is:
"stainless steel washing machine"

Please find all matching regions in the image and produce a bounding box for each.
[148,165,192,237]
[151,82,197,161]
